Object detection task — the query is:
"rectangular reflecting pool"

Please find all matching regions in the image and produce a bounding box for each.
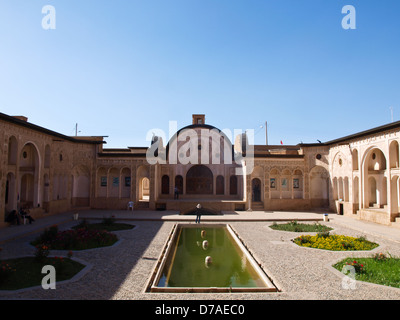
[147,224,277,293]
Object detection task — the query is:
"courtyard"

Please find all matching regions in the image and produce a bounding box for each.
[0,210,400,300]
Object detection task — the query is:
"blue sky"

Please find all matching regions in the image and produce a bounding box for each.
[0,1,399,148]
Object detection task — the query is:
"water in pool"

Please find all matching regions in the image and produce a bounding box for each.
[158,226,265,288]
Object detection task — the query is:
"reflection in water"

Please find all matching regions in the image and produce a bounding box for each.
[159,226,264,288]
[205,256,212,268]
[241,253,247,272]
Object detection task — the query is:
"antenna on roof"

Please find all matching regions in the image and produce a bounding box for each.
[75,123,81,136]
[390,106,394,122]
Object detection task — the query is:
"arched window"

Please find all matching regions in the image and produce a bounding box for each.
[389,141,399,168]
[229,175,237,195]
[252,178,261,201]
[352,149,359,170]
[162,175,170,194]
[186,165,213,194]
[8,136,18,165]
[175,175,183,194]
[216,175,224,195]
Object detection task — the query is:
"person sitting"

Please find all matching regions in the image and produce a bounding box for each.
[127,201,134,211]
[19,207,35,224]
[5,210,20,225]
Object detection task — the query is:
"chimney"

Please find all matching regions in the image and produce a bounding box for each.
[192,114,205,125]
[13,116,28,122]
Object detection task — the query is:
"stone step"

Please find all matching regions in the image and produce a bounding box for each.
[371,204,389,210]
[251,202,264,210]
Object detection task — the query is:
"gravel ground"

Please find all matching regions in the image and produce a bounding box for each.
[0,219,399,300]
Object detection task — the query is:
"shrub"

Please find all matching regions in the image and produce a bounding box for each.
[341,240,354,250]
[0,262,15,284]
[297,235,311,245]
[35,225,59,244]
[32,222,119,251]
[102,215,116,226]
[75,219,89,230]
[34,244,50,262]
[317,231,330,238]
[45,228,118,250]
[345,260,365,274]
[373,252,388,261]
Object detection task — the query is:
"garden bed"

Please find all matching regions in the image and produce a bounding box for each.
[293,233,379,251]
[333,253,400,288]
[0,256,85,290]
[31,225,119,251]
[270,221,333,233]
[72,219,135,232]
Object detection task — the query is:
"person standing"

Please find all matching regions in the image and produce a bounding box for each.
[174,187,179,199]
[195,204,202,224]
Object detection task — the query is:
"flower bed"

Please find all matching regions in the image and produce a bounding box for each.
[333,253,400,288]
[270,221,332,232]
[31,225,118,251]
[293,233,378,251]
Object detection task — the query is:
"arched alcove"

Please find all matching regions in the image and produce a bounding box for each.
[252,178,261,201]
[216,175,224,195]
[389,140,399,169]
[229,175,237,195]
[8,136,18,165]
[162,175,170,194]
[352,149,359,170]
[310,166,329,207]
[72,165,90,206]
[175,175,183,195]
[186,165,213,194]
[362,147,388,209]
[137,165,150,201]
[19,142,40,207]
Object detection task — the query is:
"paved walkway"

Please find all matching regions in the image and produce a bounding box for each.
[1,209,399,245]
[1,209,400,300]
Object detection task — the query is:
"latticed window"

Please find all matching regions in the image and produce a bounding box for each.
[186,165,213,194]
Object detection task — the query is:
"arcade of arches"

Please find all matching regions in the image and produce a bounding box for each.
[1,112,400,227]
